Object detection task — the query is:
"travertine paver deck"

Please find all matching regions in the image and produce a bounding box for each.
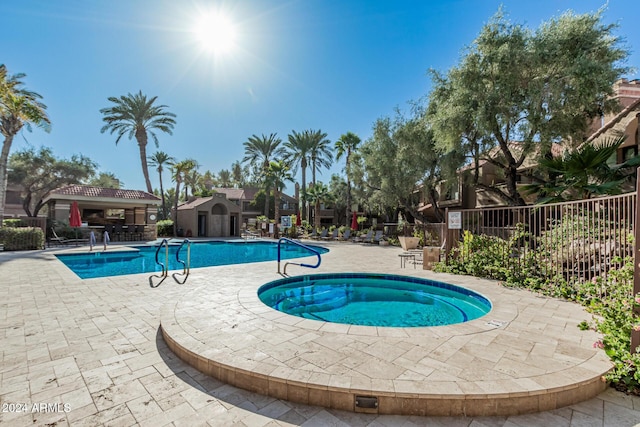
[0,240,639,426]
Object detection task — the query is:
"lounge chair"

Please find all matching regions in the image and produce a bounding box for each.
[308,229,318,239]
[314,229,328,240]
[353,230,372,243]
[370,230,384,244]
[336,229,351,241]
[322,229,338,240]
[50,228,69,246]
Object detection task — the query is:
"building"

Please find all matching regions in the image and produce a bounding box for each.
[43,184,161,239]
[175,187,299,237]
[418,78,640,219]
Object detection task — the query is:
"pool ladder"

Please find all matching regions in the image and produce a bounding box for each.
[149,239,191,287]
[277,237,322,276]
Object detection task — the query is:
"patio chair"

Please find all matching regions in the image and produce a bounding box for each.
[353,230,372,243]
[114,224,124,241]
[322,229,338,241]
[308,229,318,239]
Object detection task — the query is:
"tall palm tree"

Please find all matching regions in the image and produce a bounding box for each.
[0,65,51,222]
[148,151,175,220]
[334,131,361,226]
[242,133,285,218]
[100,90,176,193]
[308,129,333,185]
[171,158,197,236]
[266,160,294,238]
[284,130,313,220]
[306,182,332,230]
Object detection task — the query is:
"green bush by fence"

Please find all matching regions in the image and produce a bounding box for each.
[0,227,45,250]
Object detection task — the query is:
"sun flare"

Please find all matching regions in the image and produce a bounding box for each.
[194,12,237,54]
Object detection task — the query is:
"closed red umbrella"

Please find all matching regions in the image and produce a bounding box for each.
[351,211,358,230]
[295,213,301,227]
[69,201,82,245]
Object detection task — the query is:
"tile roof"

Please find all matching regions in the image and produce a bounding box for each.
[49,185,160,201]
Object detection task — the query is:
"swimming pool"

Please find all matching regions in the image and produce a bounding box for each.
[258,273,491,327]
[56,241,329,279]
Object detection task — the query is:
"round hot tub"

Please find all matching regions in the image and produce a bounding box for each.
[258,273,491,327]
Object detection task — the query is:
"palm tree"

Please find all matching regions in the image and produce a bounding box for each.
[148,151,175,219]
[218,169,232,187]
[0,65,51,222]
[284,130,313,221]
[523,136,640,203]
[183,164,200,198]
[242,133,285,218]
[100,90,176,193]
[306,181,332,230]
[266,160,294,238]
[334,131,361,227]
[309,129,333,185]
[171,158,197,236]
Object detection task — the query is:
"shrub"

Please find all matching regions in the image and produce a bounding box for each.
[577,257,640,393]
[156,220,173,237]
[0,227,45,250]
[3,218,26,227]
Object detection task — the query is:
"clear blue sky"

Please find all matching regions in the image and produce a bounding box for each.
[2,0,639,193]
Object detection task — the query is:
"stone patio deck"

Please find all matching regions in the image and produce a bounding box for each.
[1,240,640,426]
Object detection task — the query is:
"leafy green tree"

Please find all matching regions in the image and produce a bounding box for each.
[171,158,197,236]
[359,105,446,222]
[242,133,285,217]
[328,174,348,225]
[523,137,640,202]
[266,160,294,237]
[8,146,96,217]
[334,131,361,226]
[100,91,176,194]
[230,161,244,187]
[0,65,51,221]
[88,172,122,189]
[427,8,628,206]
[284,130,313,220]
[306,181,332,230]
[148,151,175,219]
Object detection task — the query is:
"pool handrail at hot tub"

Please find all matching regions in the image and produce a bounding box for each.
[277,237,322,276]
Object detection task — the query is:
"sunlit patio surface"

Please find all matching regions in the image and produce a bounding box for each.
[1,241,640,426]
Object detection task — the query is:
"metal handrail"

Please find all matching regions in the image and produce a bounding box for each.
[172,239,191,284]
[277,237,322,276]
[149,238,169,287]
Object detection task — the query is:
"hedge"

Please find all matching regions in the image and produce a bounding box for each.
[0,227,45,250]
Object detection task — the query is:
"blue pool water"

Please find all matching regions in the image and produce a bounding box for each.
[258,273,491,327]
[56,241,329,279]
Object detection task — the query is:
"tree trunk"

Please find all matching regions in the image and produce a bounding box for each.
[301,159,307,221]
[135,129,153,193]
[274,186,280,238]
[345,150,351,227]
[158,171,166,219]
[0,135,15,224]
[173,179,181,237]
